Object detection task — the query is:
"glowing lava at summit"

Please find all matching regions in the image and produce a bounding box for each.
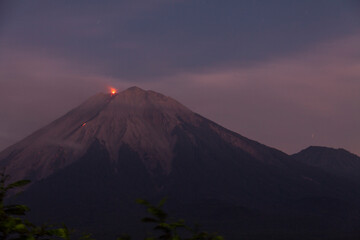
[110,87,117,95]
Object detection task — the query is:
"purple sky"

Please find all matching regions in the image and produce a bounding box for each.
[0,0,360,155]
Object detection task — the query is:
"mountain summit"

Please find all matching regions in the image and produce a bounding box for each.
[1,87,360,239]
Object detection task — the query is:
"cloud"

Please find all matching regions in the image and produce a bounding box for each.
[1,1,360,81]
[137,33,360,155]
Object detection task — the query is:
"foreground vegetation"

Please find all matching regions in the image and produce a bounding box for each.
[0,172,223,240]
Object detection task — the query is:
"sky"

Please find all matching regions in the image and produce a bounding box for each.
[0,0,360,155]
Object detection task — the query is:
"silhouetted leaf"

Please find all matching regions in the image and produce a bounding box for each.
[4,204,30,215]
[157,197,167,208]
[6,179,31,190]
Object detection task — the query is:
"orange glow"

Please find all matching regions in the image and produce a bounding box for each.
[110,87,117,95]
[82,123,87,127]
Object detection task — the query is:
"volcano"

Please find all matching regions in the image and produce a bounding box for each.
[1,87,360,239]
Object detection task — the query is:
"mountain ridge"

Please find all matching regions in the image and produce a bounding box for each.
[293,145,360,183]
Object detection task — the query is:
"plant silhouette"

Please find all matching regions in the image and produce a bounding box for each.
[0,171,223,240]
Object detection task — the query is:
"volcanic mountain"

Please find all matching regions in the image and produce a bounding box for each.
[1,87,360,239]
[293,146,360,183]
[0,86,199,182]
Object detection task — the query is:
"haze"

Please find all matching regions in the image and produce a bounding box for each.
[0,0,360,155]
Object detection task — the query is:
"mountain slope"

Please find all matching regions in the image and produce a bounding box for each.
[1,87,360,239]
[293,146,360,183]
